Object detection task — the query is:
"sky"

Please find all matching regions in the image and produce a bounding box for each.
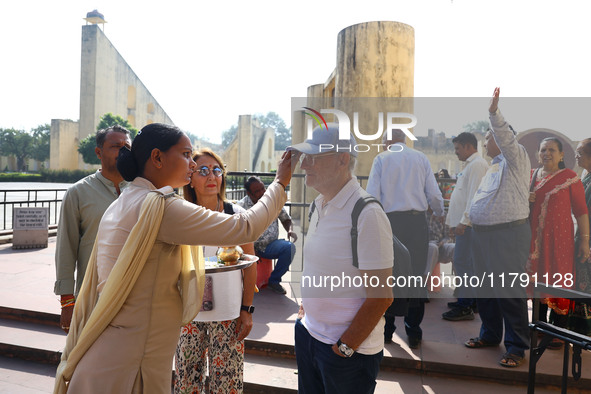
[2,0,591,144]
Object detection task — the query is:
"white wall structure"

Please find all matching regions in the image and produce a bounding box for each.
[49,20,174,170]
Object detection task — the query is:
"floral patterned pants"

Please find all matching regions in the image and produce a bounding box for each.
[174,320,244,394]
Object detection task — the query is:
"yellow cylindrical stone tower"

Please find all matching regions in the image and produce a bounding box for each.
[335,21,414,98]
[335,21,415,176]
[294,21,415,221]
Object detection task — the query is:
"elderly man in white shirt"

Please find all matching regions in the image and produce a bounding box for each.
[366,129,444,349]
[290,124,393,394]
[442,132,489,321]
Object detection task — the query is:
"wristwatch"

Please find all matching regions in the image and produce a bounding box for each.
[240,305,255,314]
[337,339,354,357]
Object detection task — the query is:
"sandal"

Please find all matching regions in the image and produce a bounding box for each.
[499,352,525,368]
[464,337,498,349]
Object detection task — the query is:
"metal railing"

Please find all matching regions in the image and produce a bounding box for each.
[0,173,452,272]
[0,189,67,231]
[528,284,591,393]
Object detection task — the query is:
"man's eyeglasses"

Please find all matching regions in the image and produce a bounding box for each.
[196,166,223,177]
[299,152,337,166]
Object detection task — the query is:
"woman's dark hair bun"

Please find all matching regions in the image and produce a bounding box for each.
[117,145,139,181]
[115,123,185,182]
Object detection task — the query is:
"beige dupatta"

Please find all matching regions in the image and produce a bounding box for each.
[54,191,205,393]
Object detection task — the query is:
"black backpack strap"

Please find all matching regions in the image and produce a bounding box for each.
[351,195,383,268]
[223,201,235,214]
[308,201,317,223]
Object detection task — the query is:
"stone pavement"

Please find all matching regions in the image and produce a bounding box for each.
[0,238,590,393]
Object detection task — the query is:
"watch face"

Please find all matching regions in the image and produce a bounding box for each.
[339,343,354,357]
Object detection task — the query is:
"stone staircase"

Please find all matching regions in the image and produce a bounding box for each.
[1,236,589,393]
[1,304,591,393]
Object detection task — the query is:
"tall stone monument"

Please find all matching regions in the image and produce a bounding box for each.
[50,11,174,170]
[291,21,415,218]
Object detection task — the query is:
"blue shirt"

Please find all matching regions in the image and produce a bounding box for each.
[469,109,531,225]
[366,143,444,216]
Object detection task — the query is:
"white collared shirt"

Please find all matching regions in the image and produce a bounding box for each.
[302,178,393,355]
[446,152,489,227]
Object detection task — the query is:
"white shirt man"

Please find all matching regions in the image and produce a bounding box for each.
[289,124,393,394]
[442,132,488,321]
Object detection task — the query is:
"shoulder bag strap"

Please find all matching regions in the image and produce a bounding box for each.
[351,195,383,268]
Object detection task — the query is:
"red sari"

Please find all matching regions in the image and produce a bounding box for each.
[528,168,588,314]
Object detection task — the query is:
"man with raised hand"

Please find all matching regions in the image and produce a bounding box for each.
[464,88,531,368]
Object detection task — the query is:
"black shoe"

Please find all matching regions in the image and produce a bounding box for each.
[442,307,475,321]
[447,301,460,308]
[408,337,421,349]
[267,282,287,295]
[471,302,479,314]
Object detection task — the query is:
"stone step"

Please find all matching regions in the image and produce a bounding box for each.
[1,306,590,392]
[0,318,64,365]
[0,321,578,394]
[244,353,298,393]
[0,307,59,327]
[0,355,57,393]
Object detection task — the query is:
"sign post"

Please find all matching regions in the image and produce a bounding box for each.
[12,207,49,249]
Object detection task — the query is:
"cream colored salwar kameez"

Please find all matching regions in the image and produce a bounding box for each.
[55,178,286,393]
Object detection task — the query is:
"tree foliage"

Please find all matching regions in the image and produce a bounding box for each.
[78,134,101,165]
[0,123,50,171]
[221,124,238,149]
[96,113,138,138]
[30,124,50,162]
[255,112,291,150]
[78,113,139,165]
[220,112,291,151]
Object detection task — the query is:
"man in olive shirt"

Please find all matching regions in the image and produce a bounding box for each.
[54,125,131,332]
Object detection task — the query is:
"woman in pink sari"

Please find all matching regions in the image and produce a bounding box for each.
[529,137,590,348]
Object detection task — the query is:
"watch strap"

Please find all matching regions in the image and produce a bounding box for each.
[240,305,255,313]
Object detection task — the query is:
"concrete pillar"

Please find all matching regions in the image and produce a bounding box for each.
[334,21,415,176]
[335,21,414,97]
[50,119,80,170]
[236,115,252,172]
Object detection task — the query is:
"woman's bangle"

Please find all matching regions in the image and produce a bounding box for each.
[276,180,287,191]
[582,234,590,238]
[61,301,75,309]
[60,297,75,305]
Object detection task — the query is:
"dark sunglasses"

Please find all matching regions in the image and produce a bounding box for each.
[196,166,223,177]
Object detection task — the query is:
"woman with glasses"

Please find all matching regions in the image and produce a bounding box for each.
[174,148,256,393]
[55,124,295,394]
